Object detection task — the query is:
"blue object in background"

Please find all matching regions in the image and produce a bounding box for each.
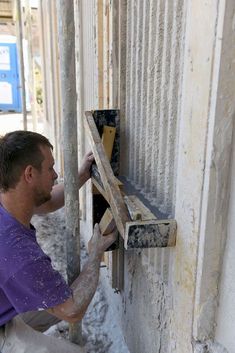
[0,43,22,112]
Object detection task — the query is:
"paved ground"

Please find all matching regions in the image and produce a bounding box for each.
[0,112,44,136]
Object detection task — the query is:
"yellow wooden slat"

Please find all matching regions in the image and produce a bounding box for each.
[102,125,116,161]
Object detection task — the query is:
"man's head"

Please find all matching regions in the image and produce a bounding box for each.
[0,130,57,205]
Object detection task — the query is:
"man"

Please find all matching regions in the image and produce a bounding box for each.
[0,130,116,353]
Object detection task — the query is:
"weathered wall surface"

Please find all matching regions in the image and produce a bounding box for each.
[119,1,185,352]
[120,0,184,217]
[189,1,235,352]
[171,0,235,352]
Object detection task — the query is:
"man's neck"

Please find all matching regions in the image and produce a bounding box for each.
[0,191,34,229]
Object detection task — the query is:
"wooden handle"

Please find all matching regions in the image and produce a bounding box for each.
[99,208,116,235]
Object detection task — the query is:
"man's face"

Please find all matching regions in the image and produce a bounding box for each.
[33,145,58,206]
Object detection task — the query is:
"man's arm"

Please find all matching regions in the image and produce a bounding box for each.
[47,224,117,323]
[34,151,94,214]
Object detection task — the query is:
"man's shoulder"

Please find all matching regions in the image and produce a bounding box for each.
[0,208,41,261]
[0,220,49,284]
[0,208,26,238]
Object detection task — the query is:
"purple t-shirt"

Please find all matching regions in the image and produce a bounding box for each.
[0,205,72,325]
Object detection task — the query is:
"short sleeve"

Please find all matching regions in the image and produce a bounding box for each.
[2,256,72,313]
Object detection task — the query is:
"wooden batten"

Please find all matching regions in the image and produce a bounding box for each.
[102,125,116,161]
[99,208,116,235]
[124,195,156,221]
[124,195,142,221]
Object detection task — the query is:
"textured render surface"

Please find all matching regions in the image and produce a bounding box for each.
[80,0,99,111]
[119,0,184,352]
[122,251,172,353]
[121,0,184,217]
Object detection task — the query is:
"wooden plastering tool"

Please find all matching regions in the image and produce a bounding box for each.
[84,111,177,250]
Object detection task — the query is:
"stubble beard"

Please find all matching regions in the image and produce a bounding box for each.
[34,189,52,207]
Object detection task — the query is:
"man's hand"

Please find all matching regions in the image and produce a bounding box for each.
[79,151,94,185]
[88,223,117,257]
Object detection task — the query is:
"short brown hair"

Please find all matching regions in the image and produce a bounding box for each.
[0,130,53,192]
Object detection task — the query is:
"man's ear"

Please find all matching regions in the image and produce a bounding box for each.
[24,165,35,184]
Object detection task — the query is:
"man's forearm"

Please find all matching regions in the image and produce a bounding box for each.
[46,226,116,323]
[70,252,102,320]
[78,170,90,189]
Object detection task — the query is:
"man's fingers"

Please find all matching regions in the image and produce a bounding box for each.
[86,150,93,156]
[91,224,117,253]
[94,223,101,235]
[85,151,94,161]
[103,229,118,248]
[109,229,118,240]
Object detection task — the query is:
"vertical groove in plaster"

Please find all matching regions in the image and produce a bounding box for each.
[82,0,98,110]
[144,0,163,195]
[164,0,183,215]
[103,0,109,108]
[138,0,150,188]
[124,0,132,176]
[128,0,137,181]
[133,0,143,185]
[155,0,171,207]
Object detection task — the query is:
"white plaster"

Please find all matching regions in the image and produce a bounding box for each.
[215,135,235,351]
[193,0,235,342]
[194,340,228,353]
[172,1,222,351]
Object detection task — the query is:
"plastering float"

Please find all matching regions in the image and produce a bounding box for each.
[84,110,177,250]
